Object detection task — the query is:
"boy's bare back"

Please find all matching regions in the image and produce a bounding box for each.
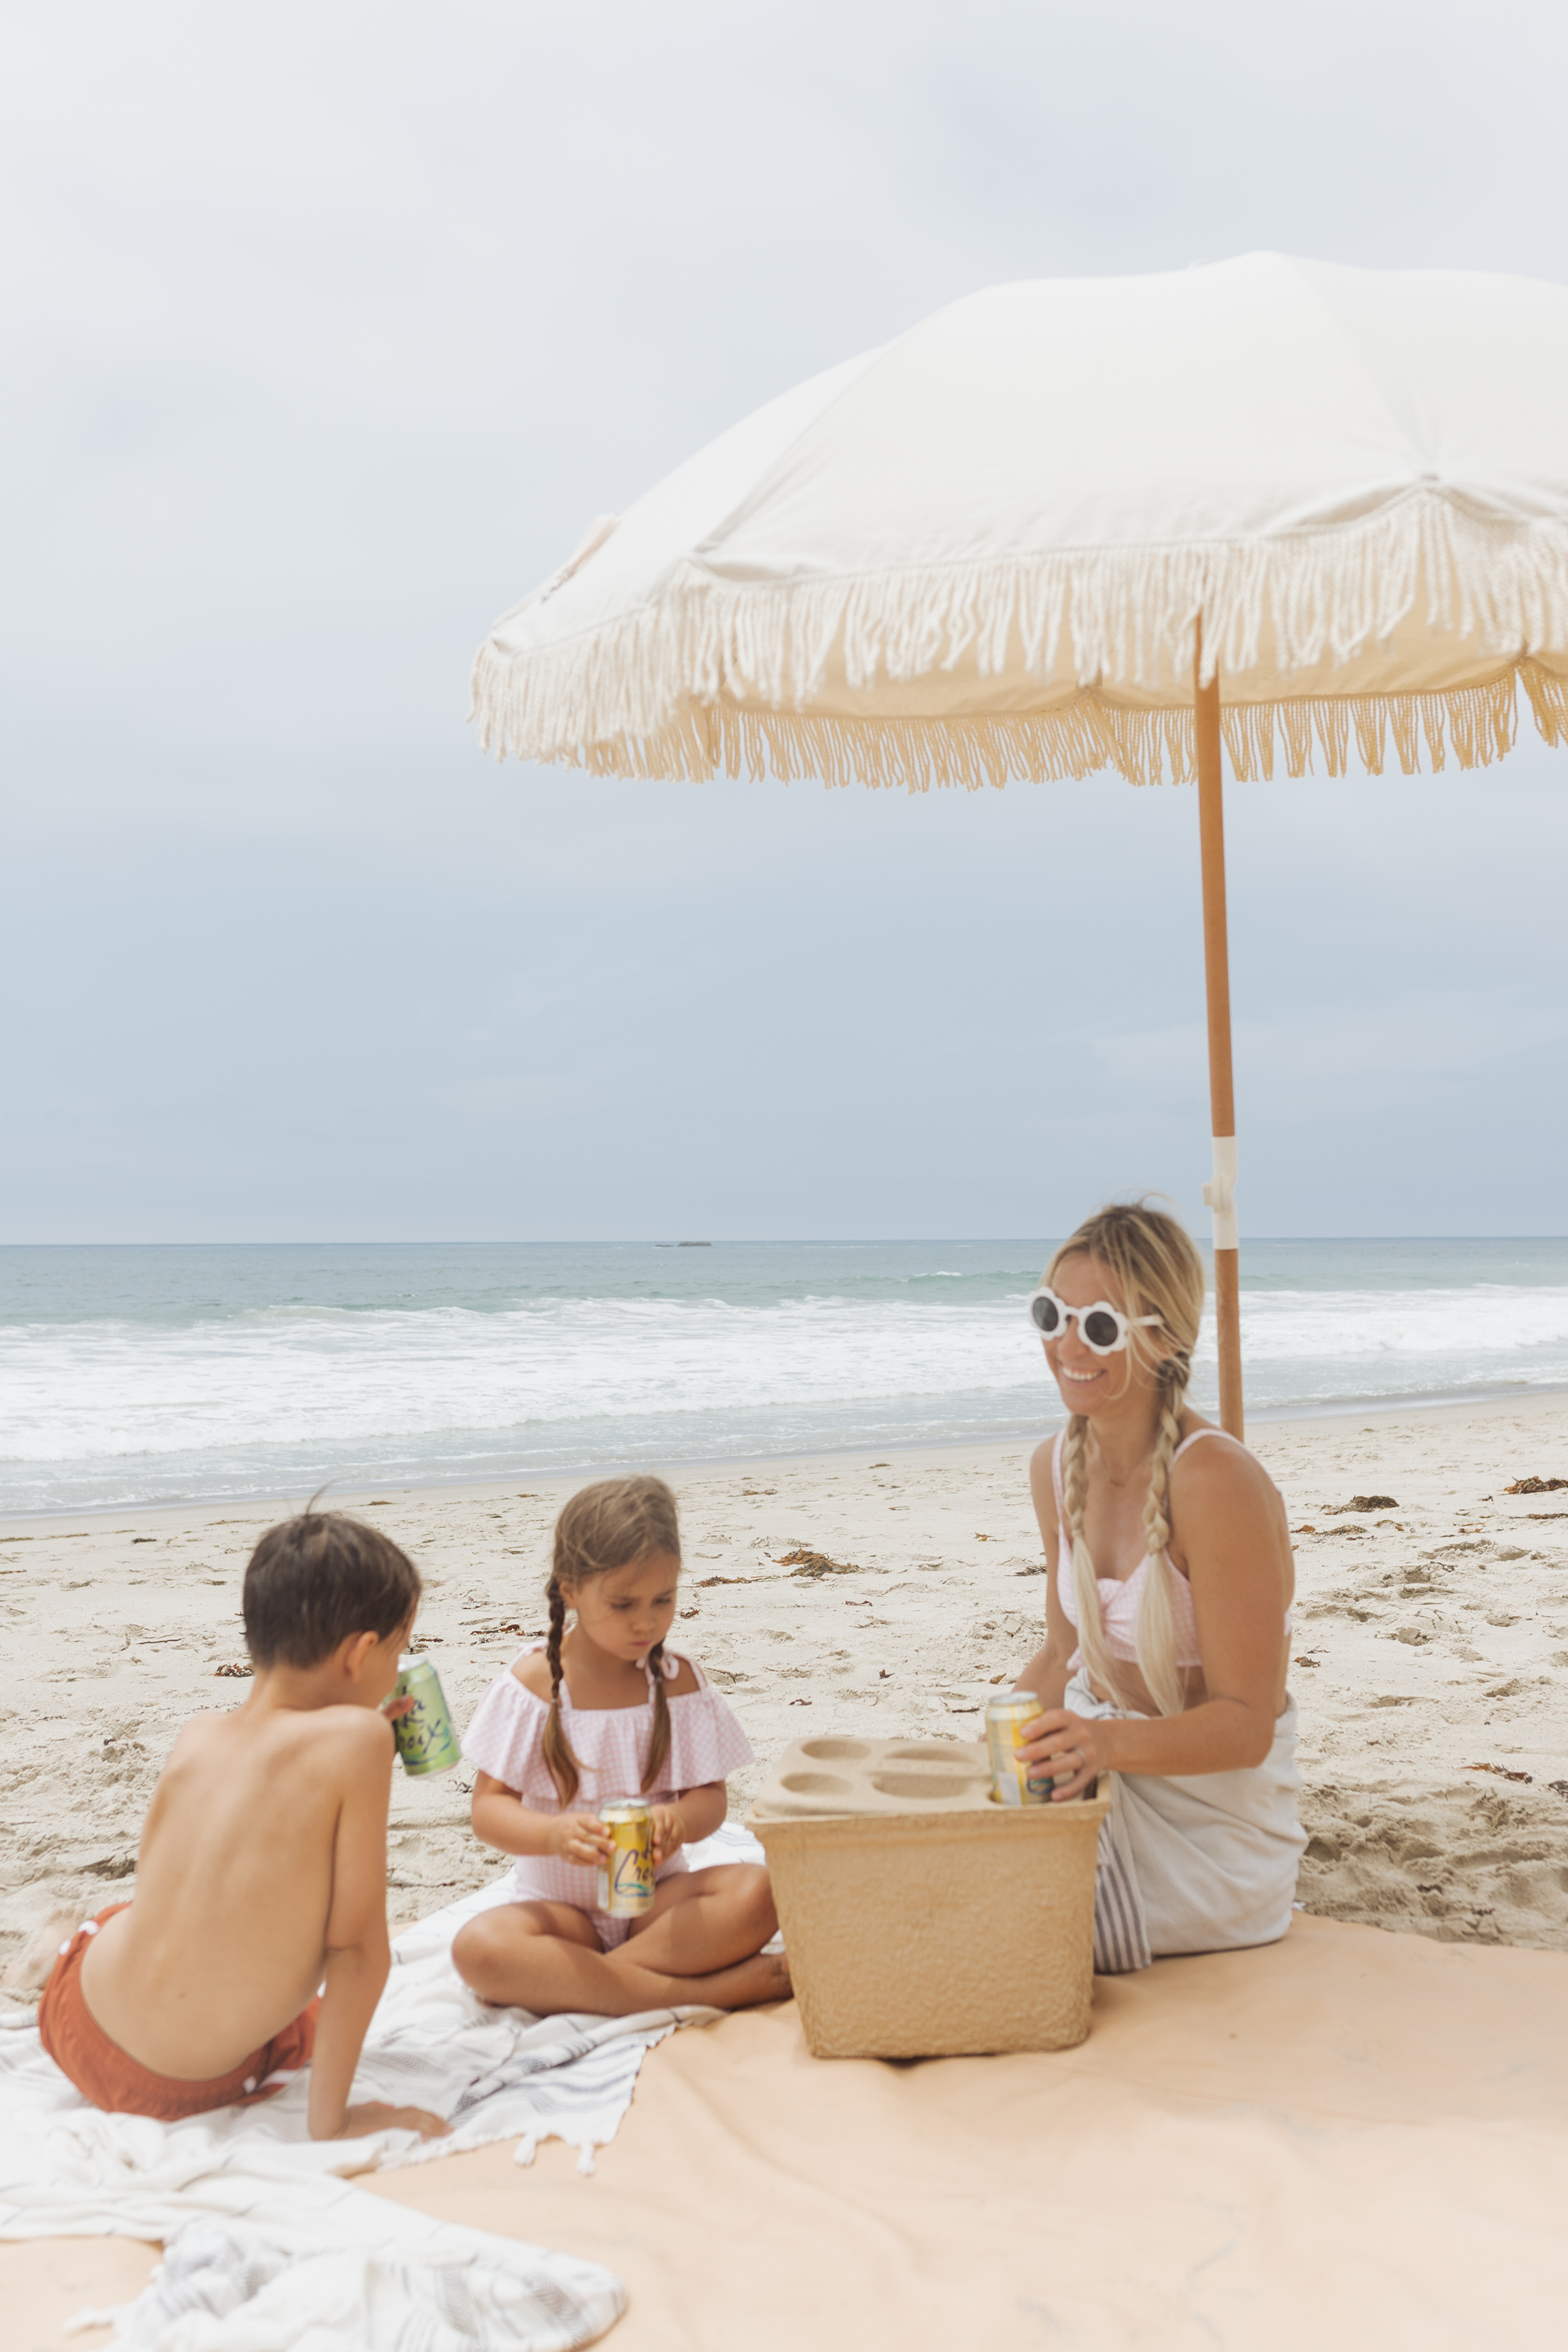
[41,1511,449,2140]
[82,1697,394,2079]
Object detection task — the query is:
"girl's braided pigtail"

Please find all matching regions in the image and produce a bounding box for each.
[640,1635,673,1795]
[540,1573,583,1805]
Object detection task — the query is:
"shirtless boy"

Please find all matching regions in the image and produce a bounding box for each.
[39,1512,448,2142]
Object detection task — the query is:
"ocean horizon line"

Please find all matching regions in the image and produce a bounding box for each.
[4,1232,1568,1250]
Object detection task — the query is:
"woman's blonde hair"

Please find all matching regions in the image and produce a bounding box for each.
[1048,1201,1205,1719]
[543,1474,681,1805]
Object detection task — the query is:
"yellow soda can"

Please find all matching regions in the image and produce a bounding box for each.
[596,1798,655,1917]
[985,1693,1056,1806]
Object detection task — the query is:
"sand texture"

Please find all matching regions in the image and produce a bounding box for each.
[2,1393,1566,1984]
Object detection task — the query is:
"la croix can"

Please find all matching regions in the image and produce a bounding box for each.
[596,1798,655,1918]
[390,1657,462,1777]
[985,1693,1054,1806]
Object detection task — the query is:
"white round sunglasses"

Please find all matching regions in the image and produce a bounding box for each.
[1027,1286,1161,1356]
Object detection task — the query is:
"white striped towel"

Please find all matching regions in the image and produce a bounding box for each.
[0,1823,765,2348]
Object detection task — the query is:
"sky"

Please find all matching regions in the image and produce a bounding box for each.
[2,0,1566,1245]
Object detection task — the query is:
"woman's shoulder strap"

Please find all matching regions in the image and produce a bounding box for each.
[1171,1425,1250,1464]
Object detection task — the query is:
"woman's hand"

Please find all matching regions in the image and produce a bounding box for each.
[543,1811,614,1866]
[648,1803,686,1864]
[1016,1706,1116,1802]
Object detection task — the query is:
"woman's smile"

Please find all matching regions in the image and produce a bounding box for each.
[1039,1254,1146,1415]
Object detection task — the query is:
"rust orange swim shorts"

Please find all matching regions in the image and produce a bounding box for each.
[38,1905,319,2122]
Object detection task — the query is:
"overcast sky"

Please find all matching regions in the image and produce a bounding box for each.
[2,0,1566,1245]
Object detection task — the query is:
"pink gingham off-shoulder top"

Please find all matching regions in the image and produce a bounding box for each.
[461,1645,754,1913]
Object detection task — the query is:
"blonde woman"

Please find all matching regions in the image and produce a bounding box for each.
[1011,1202,1305,1972]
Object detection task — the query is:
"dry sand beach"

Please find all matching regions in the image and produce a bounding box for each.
[3,1391,1566,1983]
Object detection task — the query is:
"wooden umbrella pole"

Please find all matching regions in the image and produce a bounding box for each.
[1194,633,1243,1439]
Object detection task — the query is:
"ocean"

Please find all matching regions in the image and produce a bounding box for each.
[2,1239,1566,1517]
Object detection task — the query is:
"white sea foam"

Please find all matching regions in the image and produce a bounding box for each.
[1,1243,1565,1513]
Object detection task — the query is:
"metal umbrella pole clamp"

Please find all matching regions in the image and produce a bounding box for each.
[1203,1138,1240,1435]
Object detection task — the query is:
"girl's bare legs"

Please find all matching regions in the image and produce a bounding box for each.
[452,1867,789,2017]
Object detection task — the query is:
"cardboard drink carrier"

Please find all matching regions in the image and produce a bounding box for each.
[748,1733,1111,2060]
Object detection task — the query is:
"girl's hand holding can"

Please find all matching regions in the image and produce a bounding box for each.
[649,1802,686,1863]
[1018,1707,1112,1801]
[545,1811,614,1866]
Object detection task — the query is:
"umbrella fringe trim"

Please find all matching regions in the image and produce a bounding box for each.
[472,653,1564,789]
[471,494,1568,782]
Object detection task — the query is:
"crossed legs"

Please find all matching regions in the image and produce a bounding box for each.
[452,1864,789,2017]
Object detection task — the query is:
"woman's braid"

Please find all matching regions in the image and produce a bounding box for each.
[1063,1414,1133,1713]
[1131,1355,1191,1719]
[1140,1359,1189,1562]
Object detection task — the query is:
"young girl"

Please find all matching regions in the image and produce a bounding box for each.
[452,1474,789,2016]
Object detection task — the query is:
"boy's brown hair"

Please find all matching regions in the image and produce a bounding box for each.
[242,1512,420,1671]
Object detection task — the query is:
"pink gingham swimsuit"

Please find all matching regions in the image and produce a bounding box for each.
[461,1646,754,1949]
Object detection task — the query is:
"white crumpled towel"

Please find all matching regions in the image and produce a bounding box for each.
[0,1825,765,2348]
[65,2215,618,2352]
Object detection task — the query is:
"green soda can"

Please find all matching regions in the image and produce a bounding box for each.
[390,1657,462,1776]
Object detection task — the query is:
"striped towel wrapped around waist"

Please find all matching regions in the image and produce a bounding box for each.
[1066,1668,1308,1974]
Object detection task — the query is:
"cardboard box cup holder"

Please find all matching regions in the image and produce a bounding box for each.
[748,1733,1111,2060]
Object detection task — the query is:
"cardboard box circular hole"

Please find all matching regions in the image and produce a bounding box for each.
[798,1737,872,1762]
[871,1770,978,1801]
[883,1744,983,1768]
[779,1769,855,1796]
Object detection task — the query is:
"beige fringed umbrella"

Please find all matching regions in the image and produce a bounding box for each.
[470,252,1568,1434]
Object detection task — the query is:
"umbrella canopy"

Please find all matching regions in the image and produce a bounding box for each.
[471,253,1568,1432]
